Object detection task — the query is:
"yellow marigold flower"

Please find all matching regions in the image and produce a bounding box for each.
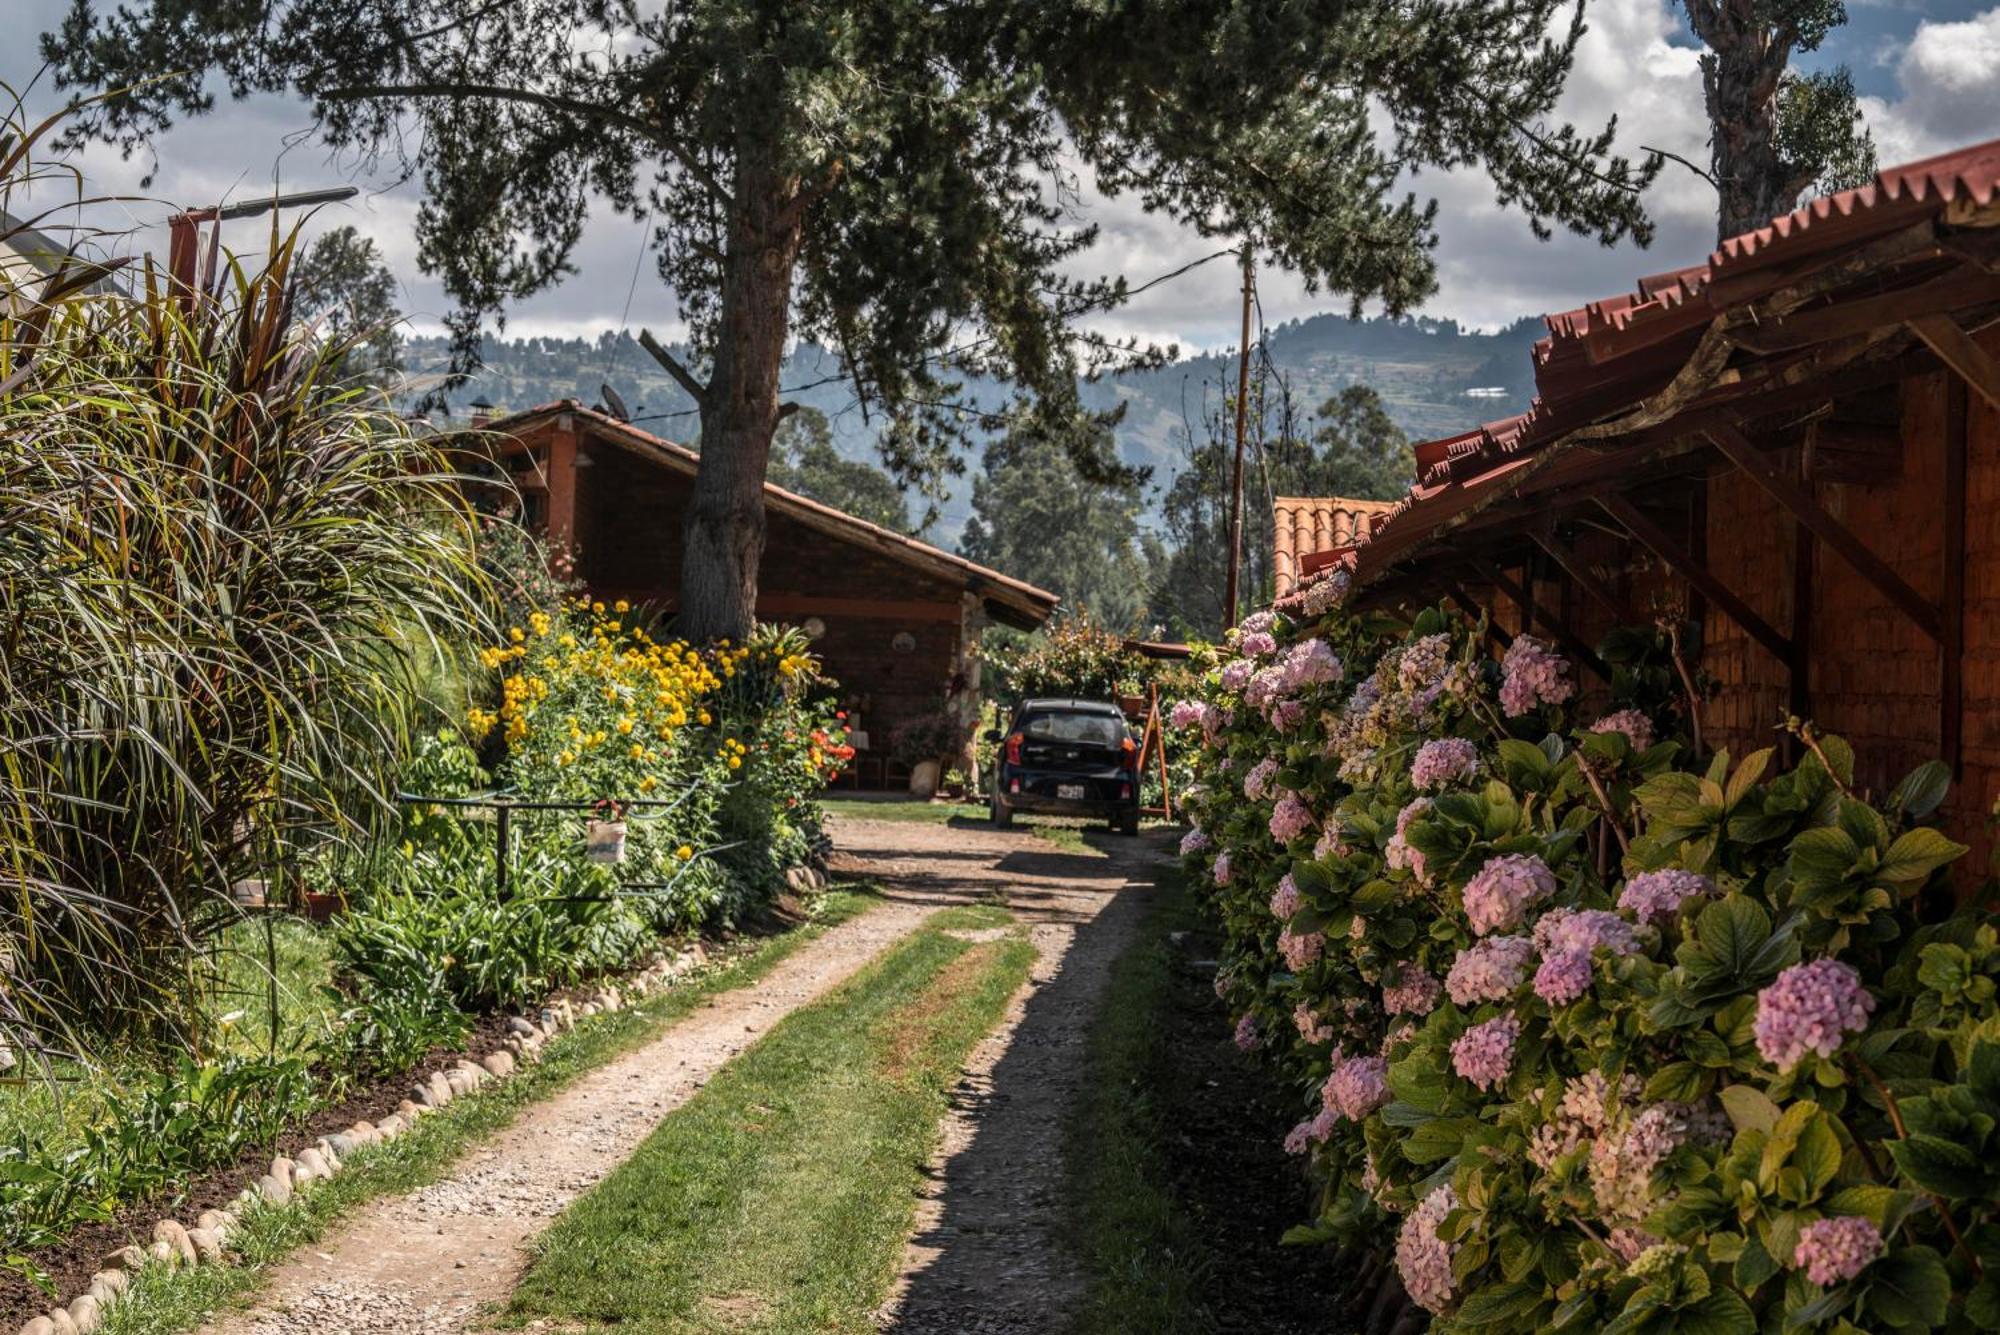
[614,598,630,613]
[592,601,605,615]
[727,756,742,770]
[617,717,635,735]
[509,626,525,643]
[638,776,658,793]
[629,744,645,760]
[675,845,693,861]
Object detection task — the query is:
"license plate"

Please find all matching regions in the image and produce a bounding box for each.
[1057,783,1086,800]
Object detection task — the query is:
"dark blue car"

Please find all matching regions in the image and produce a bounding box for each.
[987,698,1141,835]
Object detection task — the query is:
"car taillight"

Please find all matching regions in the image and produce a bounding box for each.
[1005,733,1023,765]
[1120,736,1138,771]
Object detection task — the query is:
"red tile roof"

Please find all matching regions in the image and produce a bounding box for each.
[1272,496,1398,595]
[1338,134,2000,589]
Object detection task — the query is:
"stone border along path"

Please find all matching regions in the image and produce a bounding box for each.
[151,813,1163,1335]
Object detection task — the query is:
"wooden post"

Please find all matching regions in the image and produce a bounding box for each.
[1224,243,1254,628]
[1943,375,1968,777]
[1788,444,1815,725]
[547,414,579,552]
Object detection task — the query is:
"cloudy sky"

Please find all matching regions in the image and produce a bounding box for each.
[8,0,1999,354]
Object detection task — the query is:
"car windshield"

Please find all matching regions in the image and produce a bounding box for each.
[1022,711,1125,746]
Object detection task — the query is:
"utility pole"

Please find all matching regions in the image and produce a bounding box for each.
[1223,241,1255,628]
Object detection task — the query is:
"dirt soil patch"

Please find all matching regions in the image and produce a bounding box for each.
[1154,922,1352,1333]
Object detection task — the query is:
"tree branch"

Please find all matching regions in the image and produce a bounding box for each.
[1641,144,1718,190]
[638,328,709,406]
[316,82,733,205]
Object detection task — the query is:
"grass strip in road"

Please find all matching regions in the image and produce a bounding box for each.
[1061,865,1215,1334]
[501,908,1037,1333]
[95,890,880,1335]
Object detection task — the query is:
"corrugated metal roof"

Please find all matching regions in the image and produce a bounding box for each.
[1338,134,2000,588]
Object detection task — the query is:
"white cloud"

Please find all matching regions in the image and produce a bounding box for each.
[1860,7,2000,159]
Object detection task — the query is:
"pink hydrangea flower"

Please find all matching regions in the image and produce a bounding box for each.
[1499,635,1576,716]
[1239,630,1278,658]
[1754,958,1874,1070]
[1792,1216,1884,1286]
[1271,698,1307,732]
[1410,737,1479,791]
[1281,638,1343,690]
[1239,610,1275,635]
[1278,926,1324,971]
[1606,1227,1658,1265]
[1168,698,1207,730]
[1590,708,1655,751]
[1446,936,1536,1006]
[1461,853,1557,936]
[1299,567,1351,615]
[1293,1003,1333,1045]
[1243,757,1279,800]
[1270,794,1317,843]
[1245,664,1288,708]
[1386,798,1431,881]
[1533,949,1596,1005]
[1396,1183,1459,1313]
[1397,634,1451,693]
[1588,1104,1688,1221]
[1312,822,1347,860]
[1451,1013,1520,1090]
[1232,1014,1260,1051]
[1178,827,1210,857]
[1618,869,1713,923]
[1212,850,1232,887]
[1220,658,1255,692]
[1324,1053,1390,1119]
[1283,1108,1339,1155]
[1383,966,1444,1017]
[1269,874,1301,920]
[1533,907,1637,957]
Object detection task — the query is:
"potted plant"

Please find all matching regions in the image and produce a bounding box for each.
[889,713,958,798]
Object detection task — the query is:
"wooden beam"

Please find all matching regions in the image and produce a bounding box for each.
[1943,376,1968,777]
[1598,493,1793,666]
[1706,423,1943,643]
[1908,313,2000,413]
[1445,582,1512,653]
[1734,268,2000,353]
[546,417,578,551]
[1482,564,1611,683]
[1530,526,1628,622]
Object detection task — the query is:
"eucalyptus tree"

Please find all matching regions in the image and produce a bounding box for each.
[1682,0,1877,239]
[47,0,1658,638]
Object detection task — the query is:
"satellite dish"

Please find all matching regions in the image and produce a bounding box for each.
[600,383,631,422]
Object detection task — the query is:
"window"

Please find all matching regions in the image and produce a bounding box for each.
[1023,712,1126,746]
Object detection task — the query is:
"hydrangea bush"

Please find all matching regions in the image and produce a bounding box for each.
[1177,598,2000,1333]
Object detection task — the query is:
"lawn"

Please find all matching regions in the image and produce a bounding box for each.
[818,795,1115,854]
[503,907,1036,1333]
[93,889,881,1335]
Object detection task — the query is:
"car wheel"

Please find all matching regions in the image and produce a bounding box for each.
[991,793,1014,829]
[1116,809,1140,836]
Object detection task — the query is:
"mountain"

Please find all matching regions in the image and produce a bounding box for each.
[405,311,1542,544]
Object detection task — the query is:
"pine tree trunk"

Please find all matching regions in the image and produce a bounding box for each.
[678,145,804,641]
[1691,2,1794,241]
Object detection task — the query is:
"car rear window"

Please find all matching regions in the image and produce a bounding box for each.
[1022,711,1126,745]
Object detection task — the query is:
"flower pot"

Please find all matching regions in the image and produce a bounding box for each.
[230,879,268,909]
[908,759,941,798]
[1118,692,1146,716]
[586,819,628,864]
[300,890,343,924]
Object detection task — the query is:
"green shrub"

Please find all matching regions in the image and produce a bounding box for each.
[1179,597,1999,1333]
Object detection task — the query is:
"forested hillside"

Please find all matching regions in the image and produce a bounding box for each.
[408,311,1540,541]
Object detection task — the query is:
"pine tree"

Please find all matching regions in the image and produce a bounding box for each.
[46,0,1657,635]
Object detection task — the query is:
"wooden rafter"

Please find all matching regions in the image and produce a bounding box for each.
[1704,423,1942,643]
[1530,525,1628,622]
[1597,493,1793,666]
[1733,268,2000,354]
[1907,313,2000,413]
